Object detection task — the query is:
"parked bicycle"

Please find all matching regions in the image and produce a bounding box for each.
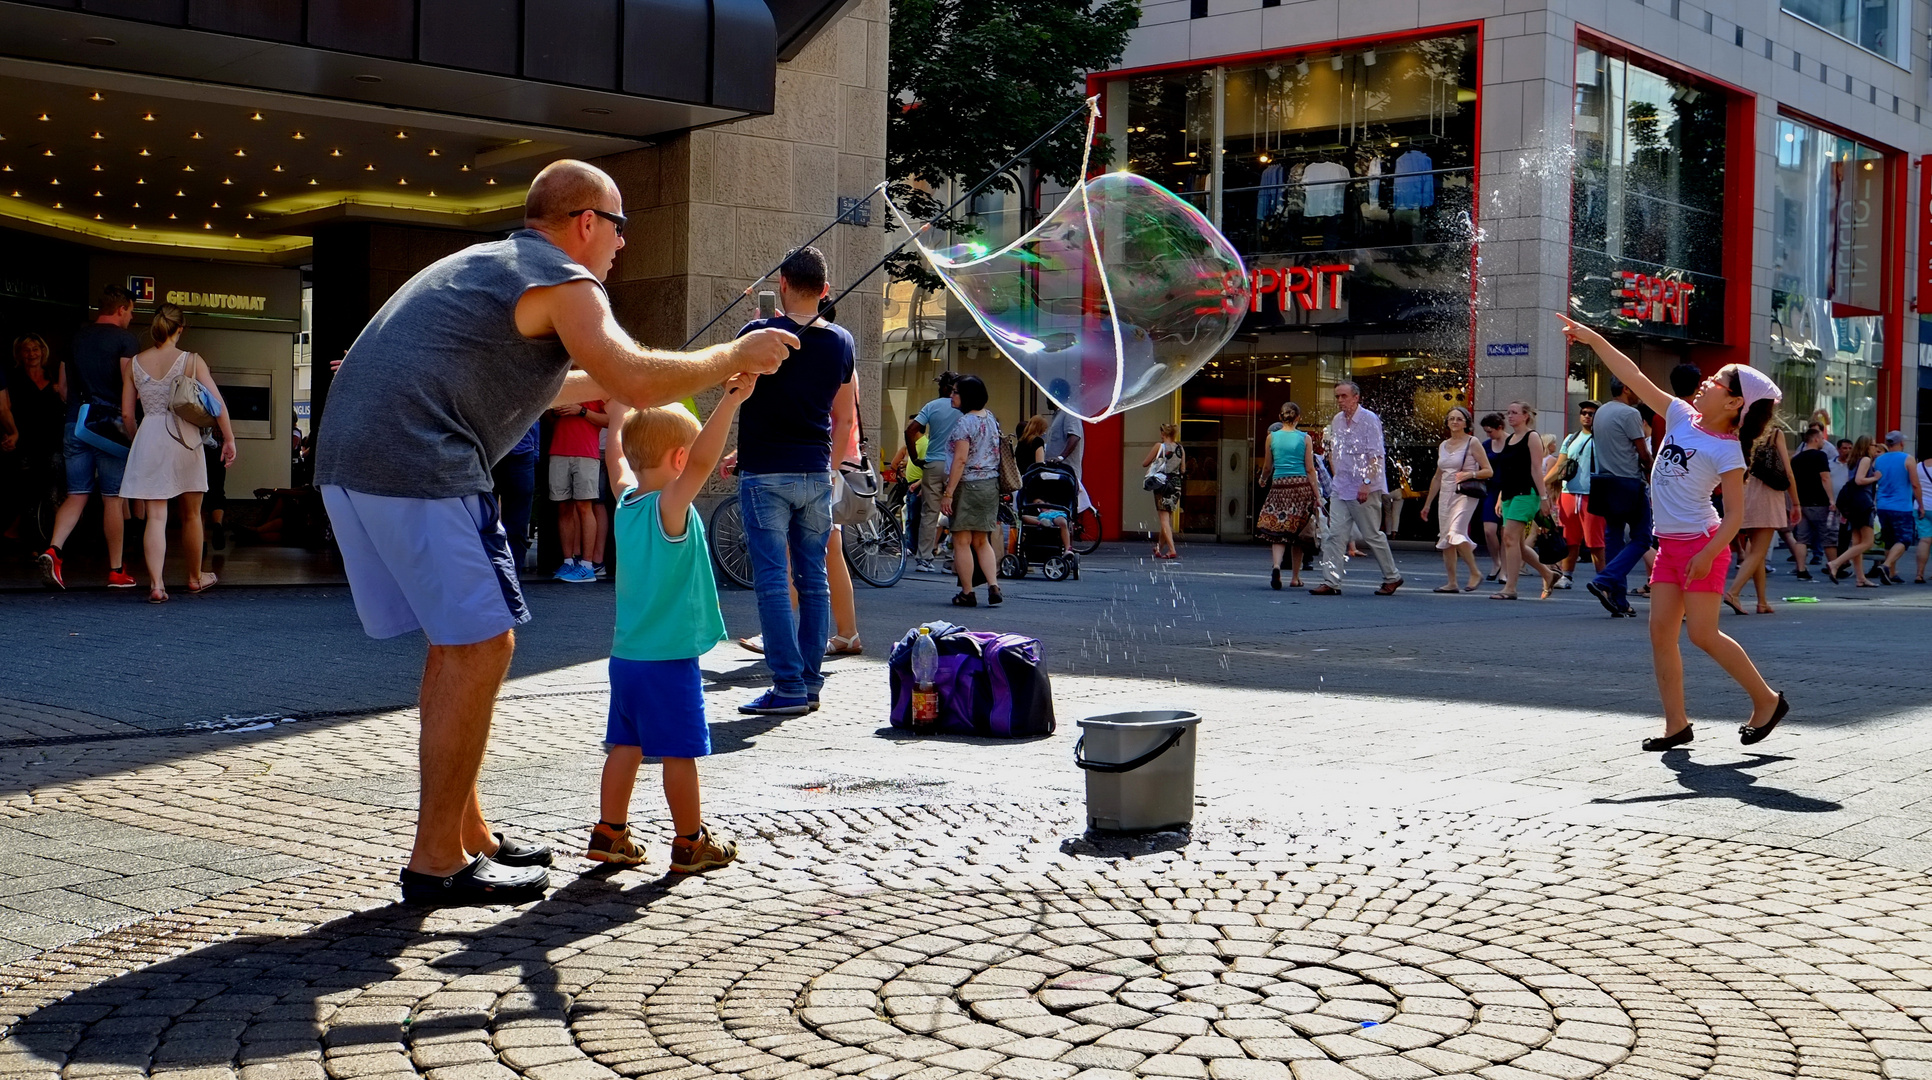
[708,487,907,589]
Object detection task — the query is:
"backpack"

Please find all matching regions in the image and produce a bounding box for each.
[887,623,1055,738]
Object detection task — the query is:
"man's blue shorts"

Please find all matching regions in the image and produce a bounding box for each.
[608,657,710,758]
[1878,508,1919,548]
[321,486,529,646]
[63,422,125,497]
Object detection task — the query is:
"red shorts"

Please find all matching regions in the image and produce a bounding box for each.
[1650,531,1732,593]
[1560,492,1606,549]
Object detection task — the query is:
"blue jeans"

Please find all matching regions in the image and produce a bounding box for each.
[1591,477,1652,606]
[740,471,834,698]
[491,447,538,570]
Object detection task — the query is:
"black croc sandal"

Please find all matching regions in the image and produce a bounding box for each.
[951,590,977,606]
[490,831,554,867]
[400,854,548,905]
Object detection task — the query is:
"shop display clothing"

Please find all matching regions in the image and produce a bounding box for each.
[1302,161,1349,218]
[1393,150,1435,210]
[1256,162,1285,219]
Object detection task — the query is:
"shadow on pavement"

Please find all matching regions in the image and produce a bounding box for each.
[0,871,692,1066]
[1590,751,1842,813]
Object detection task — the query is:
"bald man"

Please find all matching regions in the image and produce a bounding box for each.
[315,159,795,904]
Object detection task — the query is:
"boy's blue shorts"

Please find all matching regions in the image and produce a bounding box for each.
[607,657,711,758]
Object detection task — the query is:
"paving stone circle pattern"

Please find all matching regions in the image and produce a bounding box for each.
[6,804,1932,1080]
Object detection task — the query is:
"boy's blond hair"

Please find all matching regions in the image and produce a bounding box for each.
[621,404,701,471]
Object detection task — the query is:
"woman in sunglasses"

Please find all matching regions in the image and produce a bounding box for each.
[1559,314,1788,752]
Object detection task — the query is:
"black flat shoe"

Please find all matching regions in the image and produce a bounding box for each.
[1271,568,1282,590]
[1739,692,1789,746]
[1586,581,1620,616]
[986,586,1003,607]
[1641,727,1693,752]
[950,590,977,606]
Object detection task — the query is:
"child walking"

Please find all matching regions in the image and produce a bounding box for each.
[589,376,756,872]
[1558,314,1789,751]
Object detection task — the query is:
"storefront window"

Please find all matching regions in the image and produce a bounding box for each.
[1570,44,1727,342]
[1217,35,1477,259]
[1768,118,1888,436]
[1782,0,1905,64]
[1119,68,1216,216]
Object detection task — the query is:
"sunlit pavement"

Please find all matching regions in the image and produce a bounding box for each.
[3,542,1931,1079]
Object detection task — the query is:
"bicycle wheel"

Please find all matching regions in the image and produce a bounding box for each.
[844,507,907,587]
[1072,507,1103,554]
[708,496,755,589]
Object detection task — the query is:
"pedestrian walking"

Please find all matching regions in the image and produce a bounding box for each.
[1869,431,1923,585]
[37,286,141,590]
[492,424,540,571]
[1723,421,1797,614]
[1546,400,1604,588]
[1488,401,1557,600]
[940,374,1002,606]
[1419,405,1488,593]
[547,398,607,581]
[1309,381,1403,595]
[1142,423,1184,560]
[731,246,857,717]
[905,372,960,573]
[1016,415,1049,469]
[1045,378,1090,514]
[1583,379,1653,617]
[3,335,65,547]
[1915,450,1932,583]
[589,384,751,873]
[314,159,793,904]
[1786,425,1834,579]
[1560,314,1787,750]
[1255,402,1318,589]
[1825,436,1881,586]
[117,306,236,602]
[1478,413,1508,581]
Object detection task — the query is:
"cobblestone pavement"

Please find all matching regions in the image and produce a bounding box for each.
[4,545,1932,1079]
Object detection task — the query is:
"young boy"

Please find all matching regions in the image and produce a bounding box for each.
[589,374,755,872]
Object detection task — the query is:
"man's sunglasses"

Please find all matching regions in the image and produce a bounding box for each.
[573,208,627,236]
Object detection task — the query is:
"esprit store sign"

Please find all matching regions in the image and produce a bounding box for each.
[1248,264,1354,311]
[1613,270,1696,325]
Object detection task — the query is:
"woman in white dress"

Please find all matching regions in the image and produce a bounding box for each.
[1419,406,1490,592]
[119,305,236,602]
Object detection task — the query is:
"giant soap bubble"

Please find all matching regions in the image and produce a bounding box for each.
[891,103,1249,421]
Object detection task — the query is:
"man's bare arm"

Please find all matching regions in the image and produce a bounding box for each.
[831,377,858,467]
[518,280,795,409]
[552,370,609,408]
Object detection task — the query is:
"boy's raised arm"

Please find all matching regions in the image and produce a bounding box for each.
[661,374,757,531]
[605,402,638,496]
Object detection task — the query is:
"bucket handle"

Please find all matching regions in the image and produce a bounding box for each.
[1073,727,1188,773]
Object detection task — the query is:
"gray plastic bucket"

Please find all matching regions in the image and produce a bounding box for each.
[1074,710,1200,832]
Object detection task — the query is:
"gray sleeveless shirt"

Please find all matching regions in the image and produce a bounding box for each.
[314,229,600,499]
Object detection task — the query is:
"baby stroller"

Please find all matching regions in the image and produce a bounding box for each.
[1000,462,1082,581]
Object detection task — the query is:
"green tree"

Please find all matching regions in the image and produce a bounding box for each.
[887,0,1138,284]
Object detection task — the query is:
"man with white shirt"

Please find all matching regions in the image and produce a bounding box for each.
[1309,381,1403,595]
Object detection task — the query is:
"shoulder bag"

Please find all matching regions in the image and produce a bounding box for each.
[832,423,881,527]
[996,428,1022,495]
[165,352,223,451]
[1749,437,1790,491]
[1454,440,1486,498]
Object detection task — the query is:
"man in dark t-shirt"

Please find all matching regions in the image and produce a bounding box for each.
[731,246,857,716]
[1789,425,1834,574]
[37,285,141,590]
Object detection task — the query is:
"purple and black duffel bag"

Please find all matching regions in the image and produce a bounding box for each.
[887,622,1055,738]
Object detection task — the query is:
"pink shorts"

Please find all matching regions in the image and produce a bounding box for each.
[1650,531,1732,593]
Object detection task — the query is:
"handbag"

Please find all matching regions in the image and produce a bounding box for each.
[832,427,881,527]
[73,402,130,459]
[996,432,1022,495]
[168,355,221,430]
[1453,441,1486,499]
[1749,438,1789,491]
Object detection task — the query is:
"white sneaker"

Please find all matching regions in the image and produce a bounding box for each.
[1556,573,1573,590]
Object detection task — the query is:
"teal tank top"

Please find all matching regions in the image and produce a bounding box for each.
[1270,428,1308,478]
[612,488,728,661]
